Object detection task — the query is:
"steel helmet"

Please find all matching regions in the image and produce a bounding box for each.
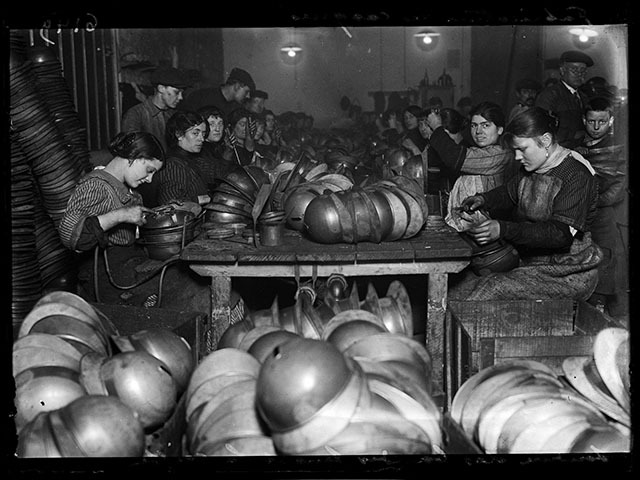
[14,365,87,432]
[247,329,300,364]
[25,395,145,457]
[112,327,194,394]
[22,314,111,357]
[216,320,254,350]
[255,337,354,432]
[385,148,412,176]
[34,290,119,338]
[83,351,177,430]
[15,411,62,457]
[12,333,82,377]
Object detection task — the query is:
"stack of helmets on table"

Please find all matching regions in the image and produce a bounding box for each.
[286,173,429,244]
[449,328,631,454]
[14,291,195,457]
[185,279,443,456]
[204,165,271,226]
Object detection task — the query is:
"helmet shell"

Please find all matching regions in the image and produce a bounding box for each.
[255,338,353,432]
[113,327,194,394]
[100,351,177,430]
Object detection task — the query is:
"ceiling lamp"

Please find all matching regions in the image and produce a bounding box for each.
[280,44,303,65]
[569,27,598,49]
[414,30,440,51]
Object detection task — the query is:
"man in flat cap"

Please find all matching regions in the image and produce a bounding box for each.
[121,66,191,151]
[244,89,269,115]
[181,67,256,119]
[535,50,594,148]
[508,77,542,123]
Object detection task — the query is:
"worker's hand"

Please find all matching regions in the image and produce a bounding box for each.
[248,116,257,138]
[124,205,153,226]
[467,219,501,245]
[401,137,421,156]
[460,195,485,213]
[224,128,237,149]
[388,112,398,129]
[426,109,443,131]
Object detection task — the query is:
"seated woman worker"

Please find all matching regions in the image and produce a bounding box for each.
[426,101,517,224]
[449,107,603,301]
[58,131,211,312]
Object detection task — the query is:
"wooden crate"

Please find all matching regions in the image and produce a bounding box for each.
[442,299,621,411]
[92,302,207,361]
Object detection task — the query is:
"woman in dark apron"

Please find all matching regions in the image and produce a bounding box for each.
[449,107,602,301]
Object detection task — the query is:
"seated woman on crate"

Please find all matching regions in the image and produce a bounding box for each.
[448,107,603,302]
[57,131,216,314]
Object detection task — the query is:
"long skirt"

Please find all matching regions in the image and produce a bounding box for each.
[449,233,603,301]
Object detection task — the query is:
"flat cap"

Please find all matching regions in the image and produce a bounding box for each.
[151,67,191,89]
[515,78,542,91]
[560,50,594,67]
[227,67,256,92]
[253,89,269,99]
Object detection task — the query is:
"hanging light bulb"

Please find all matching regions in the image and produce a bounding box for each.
[280,44,303,64]
[414,30,440,51]
[569,27,598,49]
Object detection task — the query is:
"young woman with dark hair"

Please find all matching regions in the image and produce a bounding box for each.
[449,106,602,301]
[59,131,164,252]
[426,101,517,225]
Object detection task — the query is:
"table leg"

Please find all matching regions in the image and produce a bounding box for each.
[426,273,448,397]
[204,275,232,354]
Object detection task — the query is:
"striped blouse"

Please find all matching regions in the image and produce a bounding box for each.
[58,168,143,252]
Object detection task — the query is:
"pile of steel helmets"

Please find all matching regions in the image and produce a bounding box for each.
[138,202,203,260]
[204,166,271,225]
[185,348,275,455]
[14,291,195,457]
[190,280,442,455]
[223,279,414,344]
[303,176,428,244]
[450,357,631,454]
[561,327,631,430]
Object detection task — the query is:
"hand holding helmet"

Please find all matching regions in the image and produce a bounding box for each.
[460,195,485,214]
[467,219,501,245]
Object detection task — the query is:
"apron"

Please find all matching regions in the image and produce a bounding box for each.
[449,172,602,301]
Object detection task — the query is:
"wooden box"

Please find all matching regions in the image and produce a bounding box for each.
[442,299,622,411]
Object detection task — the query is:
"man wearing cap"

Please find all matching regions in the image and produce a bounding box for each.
[508,78,542,123]
[535,50,594,149]
[121,66,191,151]
[244,89,269,115]
[181,67,256,119]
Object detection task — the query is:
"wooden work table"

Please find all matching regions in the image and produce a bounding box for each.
[180,222,471,386]
[180,220,471,389]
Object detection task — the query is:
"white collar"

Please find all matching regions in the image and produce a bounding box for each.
[561,80,578,95]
